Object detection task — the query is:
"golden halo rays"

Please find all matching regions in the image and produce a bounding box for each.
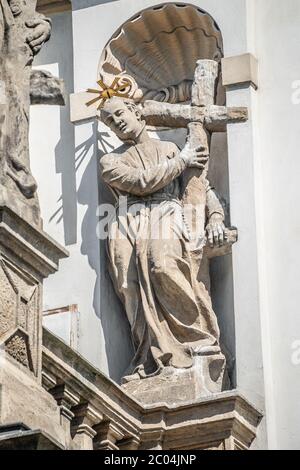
[86,76,133,110]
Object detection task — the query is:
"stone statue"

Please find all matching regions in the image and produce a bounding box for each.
[100,96,228,385]
[0,0,51,226]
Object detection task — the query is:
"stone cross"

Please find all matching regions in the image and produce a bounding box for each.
[140,59,248,254]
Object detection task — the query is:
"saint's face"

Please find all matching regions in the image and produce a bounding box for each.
[103,100,142,141]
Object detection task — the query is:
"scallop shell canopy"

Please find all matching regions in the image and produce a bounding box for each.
[98,3,224,105]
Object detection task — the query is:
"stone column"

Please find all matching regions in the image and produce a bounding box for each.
[118,436,140,451]
[0,206,68,379]
[93,421,124,450]
[71,403,103,450]
[49,384,80,437]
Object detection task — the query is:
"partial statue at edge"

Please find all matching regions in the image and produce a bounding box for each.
[0,0,52,226]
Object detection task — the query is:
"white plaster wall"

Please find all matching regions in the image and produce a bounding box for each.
[253,0,300,450]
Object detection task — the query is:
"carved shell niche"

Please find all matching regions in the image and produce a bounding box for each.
[98,3,224,104]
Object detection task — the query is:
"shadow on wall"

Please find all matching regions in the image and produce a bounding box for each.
[35,12,77,246]
[48,97,77,245]
[77,121,134,383]
[209,133,236,388]
[50,99,77,245]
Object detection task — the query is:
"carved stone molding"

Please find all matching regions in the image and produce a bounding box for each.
[71,403,103,450]
[41,329,263,450]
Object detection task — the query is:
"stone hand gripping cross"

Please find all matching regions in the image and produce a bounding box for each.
[140,59,248,258]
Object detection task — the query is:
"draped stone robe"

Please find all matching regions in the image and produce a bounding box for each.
[100,138,223,379]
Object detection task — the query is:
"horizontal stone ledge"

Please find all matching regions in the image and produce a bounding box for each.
[140,102,248,131]
[0,426,64,450]
[42,328,263,450]
[0,205,68,278]
[222,53,258,90]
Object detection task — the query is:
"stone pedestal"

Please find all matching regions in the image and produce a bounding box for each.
[0,424,64,450]
[0,205,68,446]
[122,354,226,406]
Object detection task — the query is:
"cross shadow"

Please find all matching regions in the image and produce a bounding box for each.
[35,13,78,246]
[50,101,77,244]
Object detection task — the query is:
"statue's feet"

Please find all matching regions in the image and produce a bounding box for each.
[121,357,168,384]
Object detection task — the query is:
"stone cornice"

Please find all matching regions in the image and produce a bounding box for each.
[42,328,263,450]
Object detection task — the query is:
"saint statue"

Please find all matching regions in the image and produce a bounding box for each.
[100,96,227,382]
[0,0,51,226]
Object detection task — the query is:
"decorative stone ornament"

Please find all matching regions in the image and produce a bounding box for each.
[98,3,225,104]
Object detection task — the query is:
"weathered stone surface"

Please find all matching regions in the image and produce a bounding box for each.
[0,206,68,376]
[4,329,34,371]
[71,403,102,450]
[41,329,263,450]
[122,354,227,406]
[30,69,66,106]
[0,355,66,446]
[222,53,258,89]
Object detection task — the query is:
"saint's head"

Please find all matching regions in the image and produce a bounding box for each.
[101,97,145,142]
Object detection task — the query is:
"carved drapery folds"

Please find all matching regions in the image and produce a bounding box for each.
[98,3,225,104]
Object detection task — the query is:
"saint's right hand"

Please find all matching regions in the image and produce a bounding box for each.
[180,143,209,169]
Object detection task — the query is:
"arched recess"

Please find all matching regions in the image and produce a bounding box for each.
[97,3,235,386]
[98,2,225,105]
